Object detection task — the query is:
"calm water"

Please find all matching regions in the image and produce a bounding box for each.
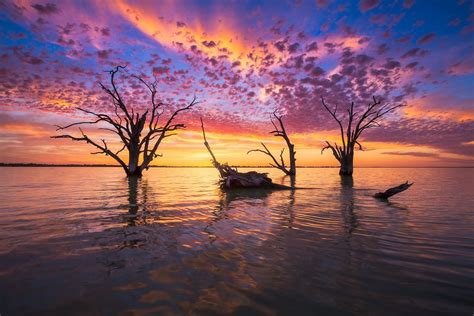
[0,167,473,315]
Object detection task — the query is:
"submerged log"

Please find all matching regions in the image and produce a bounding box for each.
[222,171,293,190]
[200,118,293,190]
[374,181,413,199]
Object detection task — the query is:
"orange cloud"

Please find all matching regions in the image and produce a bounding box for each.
[0,123,51,138]
[403,94,474,121]
[112,0,252,64]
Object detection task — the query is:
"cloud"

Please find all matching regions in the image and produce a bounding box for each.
[316,0,332,8]
[97,49,112,59]
[403,0,415,9]
[417,33,436,44]
[359,0,380,12]
[401,48,427,58]
[447,55,474,75]
[382,151,438,158]
[365,117,474,157]
[449,18,461,26]
[31,3,59,15]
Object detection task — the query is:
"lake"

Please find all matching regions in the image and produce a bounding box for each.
[0,167,472,315]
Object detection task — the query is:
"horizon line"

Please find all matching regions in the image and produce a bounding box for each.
[1,163,473,169]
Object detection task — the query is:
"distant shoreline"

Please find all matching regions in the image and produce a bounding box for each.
[0,163,473,168]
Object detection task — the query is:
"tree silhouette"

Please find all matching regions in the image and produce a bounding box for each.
[52,66,198,177]
[321,96,404,176]
[248,112,296,176]
[201,118,293,190]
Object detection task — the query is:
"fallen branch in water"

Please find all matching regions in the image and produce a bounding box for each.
[374,181,413,199]
[200,118,293,190]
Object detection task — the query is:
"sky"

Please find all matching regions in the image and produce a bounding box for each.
[0,0,473,167]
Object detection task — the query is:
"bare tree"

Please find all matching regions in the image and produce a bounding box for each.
[201,118,293,190]
[52,66,198,177]
[320,96,404,176]
[247,112,296,176]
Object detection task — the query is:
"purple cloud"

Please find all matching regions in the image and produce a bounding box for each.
[359,0,380,12]
[31,3,59,15]
[417,33,436,44]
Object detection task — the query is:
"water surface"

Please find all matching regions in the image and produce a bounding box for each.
[0,167,473,315]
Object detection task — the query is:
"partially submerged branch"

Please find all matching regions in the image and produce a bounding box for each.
[200,117,237,179]
[374,181,413,199]
[200,118,293,190]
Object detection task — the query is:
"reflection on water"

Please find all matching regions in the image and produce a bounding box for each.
[339,175,358,237]
[127,177,139,224]
[0,167,473,315]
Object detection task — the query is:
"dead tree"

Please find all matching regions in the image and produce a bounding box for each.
[374,181,413,199]
[247,112,296,176]
[201,118,292,190]
[320,96,404,176]
[52,66,198,177]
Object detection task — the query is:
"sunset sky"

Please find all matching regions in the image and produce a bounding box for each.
[0,0,473,167]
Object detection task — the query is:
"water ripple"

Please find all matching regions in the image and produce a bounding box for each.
[0,167,473,315]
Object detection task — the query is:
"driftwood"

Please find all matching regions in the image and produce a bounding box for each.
[200,118,293,190]
[374,181,413,199]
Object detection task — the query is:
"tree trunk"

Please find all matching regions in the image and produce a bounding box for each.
[339,154,353,176]
[288,143,296,175]
[127,146,142,177]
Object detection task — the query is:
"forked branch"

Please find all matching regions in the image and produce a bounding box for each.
[51,128,128,172]
[248,111,296,175]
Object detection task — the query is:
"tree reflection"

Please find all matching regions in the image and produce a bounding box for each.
[283,174,296,188]
[222,188,273,202]
[204,183,297,242]
[204,188,274,243]
[124,176,150,226]
[127,176,139,218]
[117,176,153,250]
[340,175,358,237]
[279,175,296,228]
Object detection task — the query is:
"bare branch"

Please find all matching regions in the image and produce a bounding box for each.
[321,141,342,163]
[247,142,287,171]
[115,144,126,155]
[55,118,102,131]
[51,129,127,171]
[142,96,198,169]
[250,111,296,175]
[321,97,346,152]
